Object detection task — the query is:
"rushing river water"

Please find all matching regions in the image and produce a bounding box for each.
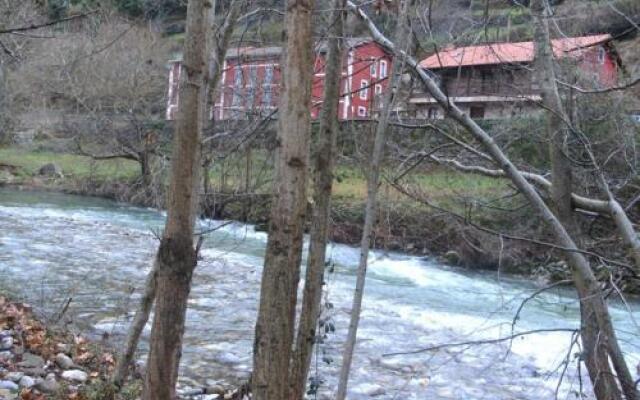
[0,188,638,399]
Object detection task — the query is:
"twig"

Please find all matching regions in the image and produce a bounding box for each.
[382,328,578,357]
[0,11,98,34]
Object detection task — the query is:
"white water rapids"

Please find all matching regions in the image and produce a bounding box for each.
[0,189,638,399]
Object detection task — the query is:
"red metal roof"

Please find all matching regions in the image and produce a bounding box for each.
[419,34,612,69]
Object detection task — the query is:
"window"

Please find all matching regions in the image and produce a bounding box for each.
[359,80,369,100]
[379,60,388,78]
[470,106,485,119]
[428,107,438,119]
[597,47,606,64]
[231,65,243,114]
[374,84,382,95]
[247,65,258,106]
[370,61,377,77]
[262,65,274,106]
[357,106,367,117]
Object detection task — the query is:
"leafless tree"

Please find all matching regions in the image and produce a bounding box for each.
[289,1,346,398]
[141,0,211,397]
[251,0,315,398]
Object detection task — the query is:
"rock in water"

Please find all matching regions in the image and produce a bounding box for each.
[61,369,88,383]
[443,250,461,265]
[55,353,75,369]
[38,163,63,178]
[367,386,386,397]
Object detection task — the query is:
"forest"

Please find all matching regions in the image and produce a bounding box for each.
[0,0,639,399]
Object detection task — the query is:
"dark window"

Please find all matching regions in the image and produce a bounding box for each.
[470,106,485,119]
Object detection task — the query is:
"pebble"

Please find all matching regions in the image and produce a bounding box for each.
[0,352,12,362]
[56,343,72,354]
[55,353,75,369]
[61,369,88,383]
[34,378,60,394]
[17,353,44,369]
[3,372,23,383]
[0,337,12,351]
[19,368,46,377]
[0,388,15,400]
[18,375,35,389]
[0,380,18,391]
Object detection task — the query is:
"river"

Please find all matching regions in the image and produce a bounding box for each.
[0,188,638,399]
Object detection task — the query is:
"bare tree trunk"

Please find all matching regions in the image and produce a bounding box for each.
[112,4,241,391]
[111,261,158,388]
[289,2,346,398]
[346,2,638,399]
[251,0,314,399]
[336,3,410,398]
[141,0,209,397]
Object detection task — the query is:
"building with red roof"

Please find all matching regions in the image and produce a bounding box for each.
[166,38,393,121]
[409,34,621,120]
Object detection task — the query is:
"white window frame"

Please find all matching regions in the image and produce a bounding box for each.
[359,79,369,100]
[374,84,382,95]
[379,60,388,78]
[357,106,367,117]
[370,61,377,77]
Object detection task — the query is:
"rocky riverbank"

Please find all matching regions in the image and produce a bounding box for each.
[0,296,141,400]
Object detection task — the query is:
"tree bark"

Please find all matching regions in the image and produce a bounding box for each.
[346,2,638,399]
[251,1,314,399]
[112,3,241,392]
[336,2,411,398]
[111,260,158,389]
[531,2,635,399]
[289,1,346,398]
[141,0,209,397]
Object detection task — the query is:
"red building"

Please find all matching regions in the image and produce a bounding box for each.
[408,34,621,120]
[166,38,393,121]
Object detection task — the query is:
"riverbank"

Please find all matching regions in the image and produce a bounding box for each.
[0,296,141,400]
[2,146,634,293]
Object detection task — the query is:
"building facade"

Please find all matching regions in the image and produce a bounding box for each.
[408,34,620,120]
[165,39,393,121]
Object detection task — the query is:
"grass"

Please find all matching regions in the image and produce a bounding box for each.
[0,148,139,183]
[0,147,509,210]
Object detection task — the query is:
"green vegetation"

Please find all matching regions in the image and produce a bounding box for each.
[0,147,508,206]
[0,148,139,183]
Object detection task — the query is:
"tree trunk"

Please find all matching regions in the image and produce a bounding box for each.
[141,0,209,397]
[251,0,314,399]
[111,260,158,389]
[289,1,346,398]
[336,2,410,398]
[346,2,638,399]
[112,3,241,391]
[531,2,634,398]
